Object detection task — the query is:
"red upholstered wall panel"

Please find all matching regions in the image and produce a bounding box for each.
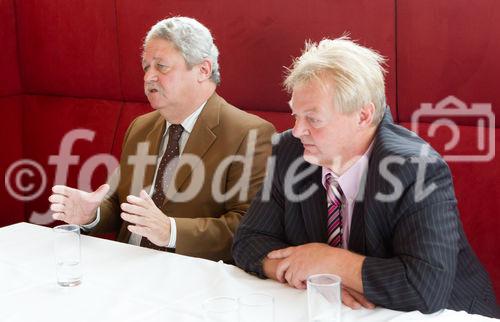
[116,0,396,113]
[250,111,294,133]
[15,0,122,100]
[397,0,500,126]
[400,122,500,297]
[0,96,24,226]
[112,102,151,158]
[21,95,122,225]
[0,0,22,96]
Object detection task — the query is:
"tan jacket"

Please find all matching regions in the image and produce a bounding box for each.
[92,93,275,262]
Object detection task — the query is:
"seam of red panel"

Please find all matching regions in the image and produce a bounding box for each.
[111,0,125,155]
[21,94,27,219]
[112,0,124,101]
[12,0,27,218]
[110,101,125,157]
[394,0,399,123]
[8,92,130,104]
[12,0,24,95]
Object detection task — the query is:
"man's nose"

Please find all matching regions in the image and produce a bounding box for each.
[144,68,158,82]
[292,118,308,138]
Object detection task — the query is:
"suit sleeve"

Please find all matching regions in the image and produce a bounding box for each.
[362,159,461,313]
[232,134,294,276]
[173,122,276,262]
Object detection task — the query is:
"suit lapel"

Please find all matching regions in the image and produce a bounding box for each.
[299,165,328,243]
[349,198,366,254]
[167,93,219,202]
[348,108,392,254]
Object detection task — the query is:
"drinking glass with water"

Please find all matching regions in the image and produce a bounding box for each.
[53,224,82,287]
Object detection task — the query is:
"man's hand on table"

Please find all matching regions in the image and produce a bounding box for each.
[263,243,375,310]
[49,184,109,225]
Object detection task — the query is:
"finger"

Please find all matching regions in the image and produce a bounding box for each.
[52,185,74,197]
[127,224,150,238]
[48,194,66,204]
[287,269,306,290]
[140,189,155,206]
[344,287,375,309]
[292,273,307,290]
[284,266,293,286]
[275,259,290,283]
[50,203,65,212]
[126,194,149,208]
[93,184,110,201]
[268,247,294,259]
[341,288,362,310]
[52,212,67,222]
[121,203,148,217]
[121,212,148,227]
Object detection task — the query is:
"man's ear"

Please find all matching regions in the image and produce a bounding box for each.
[198,59,212,82]
[358,102,375,127]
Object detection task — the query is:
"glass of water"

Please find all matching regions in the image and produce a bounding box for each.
[53,224,82,287]
[307,274,341,322]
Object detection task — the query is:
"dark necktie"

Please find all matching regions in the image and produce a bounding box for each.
[325,173,344,248]
[140,124,184,250]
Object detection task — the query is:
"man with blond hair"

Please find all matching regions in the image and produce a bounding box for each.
[232,37,498,317]
[48,17,275,262]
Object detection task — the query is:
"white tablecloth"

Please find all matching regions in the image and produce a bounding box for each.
[0,223,496,322]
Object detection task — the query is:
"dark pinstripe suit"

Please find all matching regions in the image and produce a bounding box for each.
[233,110,499,318]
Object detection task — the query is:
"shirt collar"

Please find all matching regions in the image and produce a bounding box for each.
[163,101,207,137]
[322,141,374,201]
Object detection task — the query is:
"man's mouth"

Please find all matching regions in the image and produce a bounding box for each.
[148,88,158,93]
[301,142,314,147]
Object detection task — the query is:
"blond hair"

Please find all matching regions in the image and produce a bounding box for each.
[284,36,387,125]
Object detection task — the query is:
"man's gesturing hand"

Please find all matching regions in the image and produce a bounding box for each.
[49,184,110,225]
[121,190,171,247]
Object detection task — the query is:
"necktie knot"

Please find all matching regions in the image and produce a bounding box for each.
[325,173,344,201]
[168,124,184,142]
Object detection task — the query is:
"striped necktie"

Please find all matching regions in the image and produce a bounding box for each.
[325,173,344,248]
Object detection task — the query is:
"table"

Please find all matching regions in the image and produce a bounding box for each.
[0,223,495,322]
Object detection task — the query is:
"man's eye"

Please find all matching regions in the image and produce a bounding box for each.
[143,65,150,72]
[307,117,319,124]
[157,64,168,71]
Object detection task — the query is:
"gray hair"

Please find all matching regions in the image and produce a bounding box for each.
[284,36,387,125]
[144,16,221,85]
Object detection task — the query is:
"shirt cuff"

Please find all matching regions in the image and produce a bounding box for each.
[167,217,177,248]
[80,208,100,232]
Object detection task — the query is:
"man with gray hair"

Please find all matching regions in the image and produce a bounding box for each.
[233,37,498,317]
[48,16,275,262]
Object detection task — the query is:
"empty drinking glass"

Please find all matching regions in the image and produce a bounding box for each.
[307,274,341,322]
[203,296,238,322]
[239,293,274,322]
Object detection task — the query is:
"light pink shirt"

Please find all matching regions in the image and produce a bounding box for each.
[321,143,373,248]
